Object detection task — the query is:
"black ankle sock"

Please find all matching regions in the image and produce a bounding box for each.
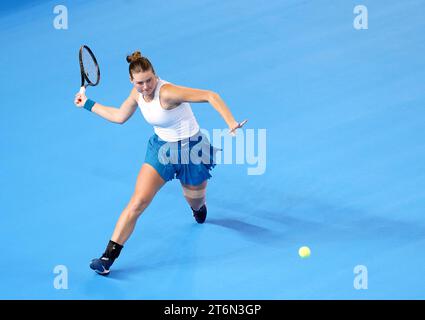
[102,240,124,260]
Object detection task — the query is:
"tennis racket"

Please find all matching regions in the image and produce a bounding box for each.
[79,45,100,95]
[229,119,248,136]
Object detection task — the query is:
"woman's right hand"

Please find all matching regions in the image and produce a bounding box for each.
[74,87,88,107]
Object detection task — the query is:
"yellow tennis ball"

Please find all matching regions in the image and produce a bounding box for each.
[298,246,311,258]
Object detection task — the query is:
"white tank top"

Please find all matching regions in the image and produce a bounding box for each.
[137,78,200,142]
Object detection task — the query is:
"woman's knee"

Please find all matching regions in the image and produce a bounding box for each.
[127,196,151,217]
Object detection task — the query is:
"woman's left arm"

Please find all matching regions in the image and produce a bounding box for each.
[161,84,247,134]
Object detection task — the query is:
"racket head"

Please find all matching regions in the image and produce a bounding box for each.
[79,45,100,87]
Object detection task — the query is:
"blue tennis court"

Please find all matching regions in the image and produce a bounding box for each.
[1,0,424,299]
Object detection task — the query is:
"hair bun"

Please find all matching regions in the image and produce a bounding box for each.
[126,51,143,63]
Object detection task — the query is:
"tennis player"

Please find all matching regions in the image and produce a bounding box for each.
[74,51,247,275]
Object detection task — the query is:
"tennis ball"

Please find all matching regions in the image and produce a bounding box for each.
[298,246,311,258]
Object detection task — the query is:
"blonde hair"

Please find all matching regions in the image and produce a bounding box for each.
[126,50,155,79]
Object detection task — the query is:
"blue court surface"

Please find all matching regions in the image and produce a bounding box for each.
[1,0,424,300]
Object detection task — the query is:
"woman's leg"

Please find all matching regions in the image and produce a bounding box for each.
[111,163,166,245]
[181,180,208,223]
[181,180,207,211]
[90,163,165,275]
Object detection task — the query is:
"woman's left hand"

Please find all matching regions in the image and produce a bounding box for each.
[229,119,248,136]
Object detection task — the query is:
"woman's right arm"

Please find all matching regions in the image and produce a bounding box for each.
[74,88,138,124]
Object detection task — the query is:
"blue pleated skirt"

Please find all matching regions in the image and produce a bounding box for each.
[144,131,219,186]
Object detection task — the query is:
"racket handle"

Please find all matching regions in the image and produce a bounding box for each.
[79,86,86,94]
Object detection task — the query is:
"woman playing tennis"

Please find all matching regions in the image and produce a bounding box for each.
[74,51,247,275]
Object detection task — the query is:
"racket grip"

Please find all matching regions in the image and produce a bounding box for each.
[79,86,86,94]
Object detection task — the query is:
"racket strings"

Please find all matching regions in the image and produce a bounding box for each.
[81,48,99,84]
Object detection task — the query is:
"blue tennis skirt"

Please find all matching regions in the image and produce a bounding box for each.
[144,131,220,186]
